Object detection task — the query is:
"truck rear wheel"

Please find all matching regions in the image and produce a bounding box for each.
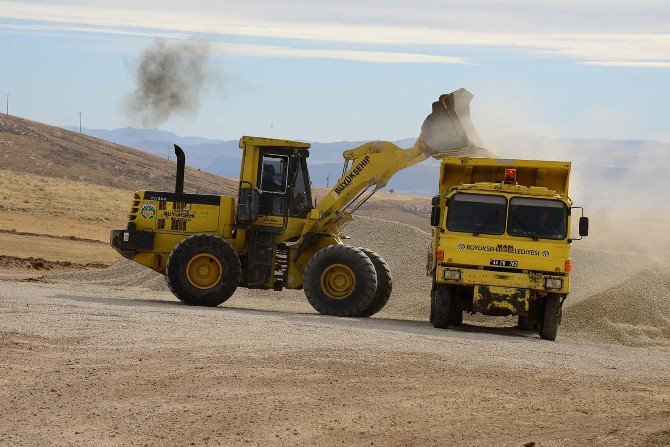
[431,284,454,329]
[303,245,377,317]
[358,248,393,317]
[539,293,562,341]
[518,315,535,331]
[166,234,241,307]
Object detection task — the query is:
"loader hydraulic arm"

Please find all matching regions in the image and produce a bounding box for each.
[297,87,488,249]
[301,140,429,236]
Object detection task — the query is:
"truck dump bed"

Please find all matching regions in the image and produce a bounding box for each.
[438,157,571,198]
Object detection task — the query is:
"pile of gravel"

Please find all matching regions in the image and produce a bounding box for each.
[56,216,670,346]
[52,258,169,292]
[343,216,432,320]
[564,264,670,346]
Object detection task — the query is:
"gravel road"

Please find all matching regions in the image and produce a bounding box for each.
[1,280,669,447]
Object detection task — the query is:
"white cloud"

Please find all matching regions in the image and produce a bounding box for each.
[0,22,186,39]
[213,43,467,64]
[0,0,668,67]
[584,61,670,68]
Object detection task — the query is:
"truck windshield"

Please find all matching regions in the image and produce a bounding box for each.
[446,193,507,235]
[508,197,567,240]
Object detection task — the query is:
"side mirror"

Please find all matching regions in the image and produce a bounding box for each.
[430,195,441,227]
[579,216,589,237]
[237,186,261,223]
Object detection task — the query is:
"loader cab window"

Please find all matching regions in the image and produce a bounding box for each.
[260,155,288,193]
[259,154,288,216]
[288,157,312,218]
[446,193,507,235]
[508,197,567,240]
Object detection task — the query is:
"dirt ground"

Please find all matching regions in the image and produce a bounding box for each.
[1,118,670,445]
[1,281,669,447]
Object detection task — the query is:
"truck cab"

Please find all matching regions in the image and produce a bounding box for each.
[428,157,589,340]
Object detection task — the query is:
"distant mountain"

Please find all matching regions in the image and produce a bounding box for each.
[490,135,670,167]
[63,126,223,147]
[67,126,424,189]
[65,126,670,209]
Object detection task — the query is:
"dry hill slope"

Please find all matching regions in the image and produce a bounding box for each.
[0,114,236,195]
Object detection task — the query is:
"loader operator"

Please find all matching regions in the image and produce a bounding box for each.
[261,164,284,192]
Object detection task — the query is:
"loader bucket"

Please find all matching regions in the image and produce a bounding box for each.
[419,88,490,158]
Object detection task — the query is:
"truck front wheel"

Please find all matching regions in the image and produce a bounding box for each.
[518,315,535,331]
[539,293,563,341]
[431,284,454,329]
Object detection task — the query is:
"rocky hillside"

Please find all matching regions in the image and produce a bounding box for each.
[0,115,237,196]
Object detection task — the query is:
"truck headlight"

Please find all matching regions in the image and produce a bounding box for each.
[443,269,461,281]
[544,277,563,290]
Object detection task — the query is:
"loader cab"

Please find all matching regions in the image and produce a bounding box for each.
[236,136,313,232]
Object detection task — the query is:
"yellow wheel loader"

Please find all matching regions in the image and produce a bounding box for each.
[110,89,486,317]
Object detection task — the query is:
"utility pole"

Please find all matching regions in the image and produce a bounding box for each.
[5,94,9,115]
[78,112,82,133]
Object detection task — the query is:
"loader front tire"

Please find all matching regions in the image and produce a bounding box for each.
[358,248,393,317]
[431,284,453,329]
[303,245,377,317]
[539,293,562,341]
[166,234,241,307]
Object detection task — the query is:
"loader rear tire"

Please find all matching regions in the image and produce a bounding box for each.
[431,284,453,329]
[358,248,393,317]
[303,245,377,317]
[166,234,241,307]
[539,293,562,341]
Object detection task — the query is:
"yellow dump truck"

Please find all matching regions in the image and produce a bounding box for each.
[427,158,589,340]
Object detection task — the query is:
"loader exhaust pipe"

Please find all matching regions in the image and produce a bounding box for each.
[174,144,185,194]
[418,88,490,158]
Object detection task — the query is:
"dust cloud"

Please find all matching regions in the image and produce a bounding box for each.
[124,39,217,128]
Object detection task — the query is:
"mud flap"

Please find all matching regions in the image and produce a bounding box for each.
[474,285,530,316]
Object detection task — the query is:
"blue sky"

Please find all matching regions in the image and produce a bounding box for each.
[1,0,669,143]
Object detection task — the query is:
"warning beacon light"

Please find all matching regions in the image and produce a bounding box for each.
[504,168,517,184]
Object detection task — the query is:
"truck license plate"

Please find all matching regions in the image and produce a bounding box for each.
[490,259,518,267]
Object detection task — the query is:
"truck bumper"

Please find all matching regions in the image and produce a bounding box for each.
[474,285,530,315]
[110,229,155,258]
[436,265,569,294]
[436,265,568,316]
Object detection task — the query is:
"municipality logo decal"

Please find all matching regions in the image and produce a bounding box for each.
[542,250,550,257]
[140,204,156,219]
[458,243,465,250]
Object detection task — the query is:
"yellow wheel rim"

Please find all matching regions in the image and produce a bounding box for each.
[186,254,223,290]
[320,263,356,299]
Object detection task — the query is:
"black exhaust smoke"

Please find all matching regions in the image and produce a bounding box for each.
[174,144,185,194]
